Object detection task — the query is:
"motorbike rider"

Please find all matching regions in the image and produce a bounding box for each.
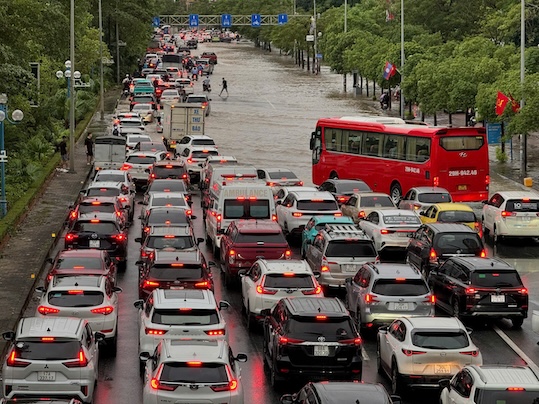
[122,74,131,92]
[380,92,389,109]
[203,77,211,92]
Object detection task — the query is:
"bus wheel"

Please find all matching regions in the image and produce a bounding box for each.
[390,182,402,204]
[330,171,339,179]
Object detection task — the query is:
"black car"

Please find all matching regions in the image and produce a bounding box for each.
[261,297,362,387]
[65,215,128,270]
[129,94,156,111]
[281,381,401,404]
[317,179,372,205]
[428,257,528,328]
[406,223,485,277]
[147,161,190,189]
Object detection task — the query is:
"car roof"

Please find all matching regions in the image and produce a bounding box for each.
[284,297,347,317]
[56,249,107,259]
[79,196,118,204]
[402,316,465,330]
[312,382,390,404]
[366,263,422,279]
[87,181,123,189]
[371,209,420,217]
[281,186,318,193]
[95,169,127,175]
[153,249,201,264]
[260,259,313,274]
[18,317,85,339]
[162,339,229,363]
[493,191,539,198]
[425,223,477,233]
[447,256,515,271]
[289,190,335,200]
[152,289,216,309]
[431,203,474,211]
[355,192,392,198]
[467,365,539,386]
[234,220,282,233]
[148,225,191,236]
[409,186,450,193]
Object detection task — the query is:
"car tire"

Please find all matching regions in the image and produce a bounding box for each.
[205,233,212,247]
[390,182,403,205]
[493,225,502,244]
[118,259,127,272]
[377,339,384,376]
[245,302,255,331]
[452,297,461,318]
[270,361,281,388]
[481,217,489,237]
[391,359,404,395]
[108,333,118,357]
[512,317,524,329]
[139,361,145,378]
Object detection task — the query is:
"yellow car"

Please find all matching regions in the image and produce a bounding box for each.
[419,203,480,232]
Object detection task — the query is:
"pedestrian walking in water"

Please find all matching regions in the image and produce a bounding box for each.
[84,133,94,165]
[219,77,228,96]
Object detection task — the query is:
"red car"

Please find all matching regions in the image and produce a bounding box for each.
[201,51,217,65]
[220,220,291,286]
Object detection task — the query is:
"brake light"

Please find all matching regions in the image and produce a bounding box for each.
[292,212,303,217]
[279,336,304,344]
[120,164,132,171]
[501,211,515,217]
[41,337,55,342]
[460,350,479,357]
[256,285,277,295]
[272,214,277,221]
[70,211,77,219]
[466,288,476,294]
[358,210,366,219]
[150,378,177,391]
[204,329,226,336]
[91,306,114,315]
[480,249,486,258]
[413,203,421,210]
[340,337,362,346]
[321,266,330,272]
[520,288,528,294]
[365,294,378,303]
[114,234,126,242]
[337,196,346,202]
[285,250,292,258]
[187,158,193,163]
[267,182,275,187]
[194,281,210,288]
[68,290,84,294]
[507,387,525,391]
[485,175,490,185]
[37,306,60,315]
[216,214,221,222]
[143,226,150,234]
[144,280,160,287]
[380,229,391,234]
[145,328,168,335]
[429,294,436,304]
[65,233,78,242]
[429,248,437,261]
[402,349,427,356]
[302,285,322,295]
[316,315,327,320]
[7,349,30,367]
[433,176,439,187]
[63,349,88,368]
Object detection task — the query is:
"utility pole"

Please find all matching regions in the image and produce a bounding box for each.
[400,0,405,119]
[343,0,347,92]
[98,0,104,120]
[69,0,75,173]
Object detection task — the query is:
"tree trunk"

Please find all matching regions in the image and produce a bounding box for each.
[366,79,369,97]
[434,113,437,126]
[449,113,452,125]
[360,76,363,94]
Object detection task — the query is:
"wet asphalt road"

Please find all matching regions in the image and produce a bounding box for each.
[21,41,539,404]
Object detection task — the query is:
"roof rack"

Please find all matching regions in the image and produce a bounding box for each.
[323,223,364,236]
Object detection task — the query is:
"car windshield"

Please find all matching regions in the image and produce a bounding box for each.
[147,211,189,226]
[417,192,452,203]
[146,236,194,249]
[95,174,124,182]
[435,233,482,254]
[151,197,187,207]
[268,171,297,180]
[263,274,314,288]
[149,265,203,280]
[297,200,339,211]
[471,271,522,288]
[412,331,469,349]
[139,143,166,152]
[437,210,476,223]
[55,257,103,269]
[192,150,219,158]
[151,309,219,325]
[47,291,104,307]
[78,203,116,215]
[127,136,150,144]
[285,317,355,342]
[505,199,539,213]
[235,232,286,243]
[153,167,185,179]
[121,121,142,127]
[325,240,377,257]
[126,156,156,165]
[148,181,186,193]
[187,97,207,103]
[160,363,228,384]
[383,215,421,225]
[192,139,216,146]
[87,188,120,197]
[372,279,429,296]
[15,340,81,360]
[359,196,394,207]
[223,200,270,219]
[72,222,118,233]
[474,389,539,403]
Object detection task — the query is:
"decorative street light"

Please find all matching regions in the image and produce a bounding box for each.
[0,93,24,218]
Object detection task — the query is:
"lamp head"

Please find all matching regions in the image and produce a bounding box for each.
[65,60,72,69]
[64,70,71,78]
[0,111,5,122]
[0,94,7,104]
[12,110,24,122]
[56,71,64,79]
[73,71,81,79]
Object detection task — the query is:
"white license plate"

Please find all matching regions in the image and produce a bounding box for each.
[314,345,330,356]
[342,264,358,273]
[434,365,451,374]
[170,286,184,290]
[491,295,505,303]
[89,240,100,248]
[397,232,411,238]
[38,371,56,381]
[520,216,531,222]
[394,303,410,311]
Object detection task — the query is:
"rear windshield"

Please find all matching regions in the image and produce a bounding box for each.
[193,139,216,146]
[412,331,469,349]
[359,196,394,208]
[153,167,185,179]
[95,174,124,183]
[435,233,483,254]
[152,197,187,207]
[236,232,286,244]
[372,279,429,296]
[152,309,219,325]
[471,271,522,288]
[146,236,194,249]
[134,96,154,102]
[48,291,104,307]
[127,136,149,143]
[126,156,156,165]
[72,222,118,233]
[325,240,377,257]
[147,211,189,225]
[149,265,203,280]
[140,143,167,152]
[55,257,103,269]
[16,340,80,360]
[192,150,219,159]
[439,136,484,151]
[122,122,143,128]
[297,200,338,211]
[160,363,227,384]
[337,182,371,193]
[268,171,298,180]
[263,274,314,288]
[505,199,539,213]
[148,181,186,193]
[383,215,421,225]
[87,188,120,197]
[285,318,355,342]
[437,211,476,223]
[474,389,539,403]
[417,193,452,203]
[78,203,116,215]
[223,200,270,219]
[161,90,179,96]
[187,97,207,103]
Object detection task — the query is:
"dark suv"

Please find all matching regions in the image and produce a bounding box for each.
[406,223,485,277]
[147,161,189,189]
[261,297,362,387]
[428,257,528,328]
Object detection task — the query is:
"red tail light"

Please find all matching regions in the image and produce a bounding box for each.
[278,336,304,344]
[337,196,346,202]
[194,281,210,288]
[7,349,30,367]
[321,266,330,272]
[485,175,490,185]
[187,158,193,163]
[91,306,114,315]
[145,328,168,335]
[143,280,160,288]
[358,211,366,219]
[292,212,303,217]
[284,250,292,258]
[37,306,60,315]
[65,233,77,242]
[380,229,391,234]
[460,350,479,357]
[507,387,525,391]
[114,234,126,242]
[272,214,277,221]
[120,164,132,171]
[429,248,437,261]
[302,285,322,295]
[365,294,378,303]
[211,379,238,392]
[70,211,77,219]
[267,182,275,187]
[466,288,476,294]
[150,378,177,391]
[433,176,439,186]
[480,249,486,258]
[63,349,88,368]
[340,337,362,346]
[520,288,528,294]
[204,329,226,336]
[402,349,427,356]
[334,212,342,217]
[256,285,277,295]
[501,211,515,217]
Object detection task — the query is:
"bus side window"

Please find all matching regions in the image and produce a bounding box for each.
[364,133,381,156]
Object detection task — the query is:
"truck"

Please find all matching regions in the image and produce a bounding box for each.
[161,102,205,152]
[93,135,126,172]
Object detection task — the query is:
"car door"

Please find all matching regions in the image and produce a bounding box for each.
[483,193,502,231]
[347,266,366,314]
[242,263,260,310]
[277,194,294,229]
[428,260,453,309]
[219,223,235,263]
[360,211,379,243]
[407,226,425,269]
[305,234,324,273]
[265,303,284,360]
[381,320,406,370]
[84,323,98,375]
[447,369,474,404]
[421,205,436,224]
[341,195,358,220]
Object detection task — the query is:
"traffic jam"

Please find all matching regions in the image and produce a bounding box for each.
[3,27,539,404]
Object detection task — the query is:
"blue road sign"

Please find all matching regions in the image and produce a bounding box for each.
[278,14,288,25]
[221,14,232,27]
[152,16,160,28]
[189,14,199,27]
[487,123,503,144]
[251,14,261,27]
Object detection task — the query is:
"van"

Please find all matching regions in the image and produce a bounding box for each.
[94,135,127,172]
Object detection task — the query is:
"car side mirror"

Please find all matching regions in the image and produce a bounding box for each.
[276,200,282,205]
[46,257,54,264]
[135,237,142,243]
[345,277,352,284]
[137,201,146,205]
[466,327,473,335]
[113,286,123,293]
[217,229,225,234]
[260,308,271,317]
[235,353,248,362]
[35,286,45,293]
[196,237,204,245]
[145,169,150,173]
[208,261,216,267]
[378,326,388,334]
[2,331,15,341]
[280,394,296,404]
[219,301,230,310]
[238,269,247,277]
[139,352,152,362]
[481,199,488,204]
[133,300,144,309]
[390,395,402,404]
[439,379,451,389]
[419,211,425,216]
[94,332,106,342]
[135,260,144,266]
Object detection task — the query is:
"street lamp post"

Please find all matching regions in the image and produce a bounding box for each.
[0,94,24,218]
[343,0,347,92]
[521,0,527,176]
[98,0,105,121]
[400,0,405,119]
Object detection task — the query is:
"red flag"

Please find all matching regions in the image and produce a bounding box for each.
[509,94,520,113]
[383,61,396,80]
[495,91,509,116]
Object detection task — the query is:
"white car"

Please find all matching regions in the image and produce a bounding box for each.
[175,134,217,157]
[174,78,194,97]
[341,192,397,224]
[256,168,303,193]
[1,317,103,403]
[276,190,342,238]
[118,117,145,133]
[239,259,323,330]
[35,275,122,356]
[93,169,136,193]
[125,134,152,153]
[83,180,135,222]
[398,186,452,211]
[159,89,182,104]
[122,151,168,189]
[134,289,230,374]
[131,103,155,123]
[377,316,482,395]
[482,190,539,243]
[273,186,318,205]
[141,339,247,404]
[358,209,421,252]
[140,191,191,221]
[178,146,219,183]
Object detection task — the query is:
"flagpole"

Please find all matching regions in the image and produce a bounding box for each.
[400,0,405,119]
[520,0,527,176]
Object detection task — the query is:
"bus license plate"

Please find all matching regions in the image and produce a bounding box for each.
[314,346,330,356]
[38,371,56,381]
[434,365,451,374]
[457,185,467,191]
[491,295,505,303]
[89,240,100,248]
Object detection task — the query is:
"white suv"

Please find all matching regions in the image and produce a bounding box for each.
[440,365,539,403]
[1,317,104,403]
[175,134,217,157]
[134,289,230,375]
[378,316,482,395]
[141,339,247,403]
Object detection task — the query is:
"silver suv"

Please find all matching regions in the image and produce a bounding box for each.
[344,262,435,329]
[304,224,377,289]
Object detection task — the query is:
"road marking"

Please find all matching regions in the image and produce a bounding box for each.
[493,325,539,374]
[264,98,276,110]
[361,345,370,361]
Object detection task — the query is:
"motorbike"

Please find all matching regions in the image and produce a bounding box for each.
[203,83,211,92]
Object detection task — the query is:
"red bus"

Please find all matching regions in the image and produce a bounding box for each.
[309,116,489,203]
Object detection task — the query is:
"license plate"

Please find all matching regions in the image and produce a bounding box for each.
[314,345,330,356]
[458,185,467,191]
[434,365,451,374]
[397,232,411,238]
[342,264,358,273]
[394,303,410,311]
[520,216,531,222]
[170,286,184,290]
[89,240,100,248]
[38,371,56,381]
[491,295,505,303]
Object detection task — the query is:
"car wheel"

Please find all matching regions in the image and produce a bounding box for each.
[512,317,524,329]
[390,183,402,205]
[377,339,384,376]
[391,360,404,395]
[493,226,502,244]
[108,333,118,358]
[205,233,212,247]
[139,361,145,378]
[118,259,127,272]
[245,302,255,331]
[481,217,489,236]
[452,297,461,318]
